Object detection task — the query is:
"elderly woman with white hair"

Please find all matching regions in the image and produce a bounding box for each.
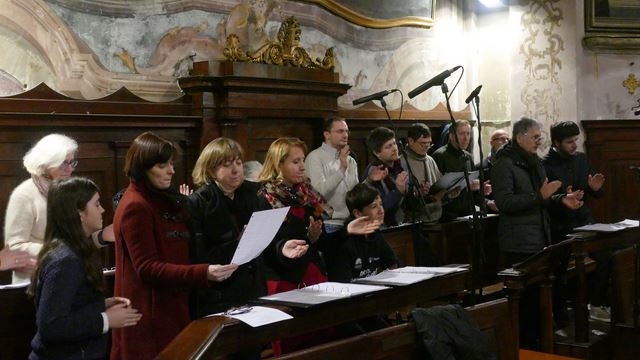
[4,134,79,283]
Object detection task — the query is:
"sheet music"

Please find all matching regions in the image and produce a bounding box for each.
[231,207,290,265]
[259,282,388,307]
[573,219,639,232]
[430,171,479,194]
[353,266,466,286]
[206,306,293,328]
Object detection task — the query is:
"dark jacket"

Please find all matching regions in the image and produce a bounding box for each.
[411,304,495,360]
[363,159,405,227]
[432,144,483,220]
[543,149,604,242]
[257,190,328,285]
[491,141,555,254]
[30,243,107,360]
[324,224,399,283]
[188,181,266,317]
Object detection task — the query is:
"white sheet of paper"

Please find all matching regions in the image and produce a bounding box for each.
[0,281,29,290]
[231,207,290,265]
[354,271,435,286]
[207,306,293,327]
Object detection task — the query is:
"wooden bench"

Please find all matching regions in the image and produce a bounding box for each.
[274,298,516,360]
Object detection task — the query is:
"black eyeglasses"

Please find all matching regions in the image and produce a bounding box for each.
[59,160,78,169]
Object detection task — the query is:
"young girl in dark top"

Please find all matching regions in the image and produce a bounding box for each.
[28,177,141,360]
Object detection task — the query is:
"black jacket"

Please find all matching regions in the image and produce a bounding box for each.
[411,304,495,360]
[188,181,267,317]
[325,224,399,283]
[432,144,483,220]
[543,148,604,242]
[491,141,556,254]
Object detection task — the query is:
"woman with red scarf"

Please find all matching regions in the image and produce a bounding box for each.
[257,137,382,355]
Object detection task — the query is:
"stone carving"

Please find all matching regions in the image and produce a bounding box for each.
[519,0,564,152]
[224,16,335,70]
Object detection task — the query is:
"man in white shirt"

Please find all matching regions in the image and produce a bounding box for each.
[305,117,359,233]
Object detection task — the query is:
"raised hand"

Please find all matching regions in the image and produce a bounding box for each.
[179,184,193,196]
[207,264,239,282]
[106,302,142,329]
[483,180,492,196]
[395,171,409,194]
[282,239,309,259]
[588,173,605,192]
[346,216,382,235]
[470,179,481,191]
[338,145,350,172]
[562,192,584,210]
[367,165,389,182]
[540,178,562,200]
[307,217,323,243]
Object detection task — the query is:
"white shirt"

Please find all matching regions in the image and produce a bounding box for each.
[305,143,359,225]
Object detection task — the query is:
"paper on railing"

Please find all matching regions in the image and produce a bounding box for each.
[259,282,388,307]
[231,207,290,265]
[353,270,435,286]
[206,306,293,327]
[0,281,29,290]
[614,219,640,228]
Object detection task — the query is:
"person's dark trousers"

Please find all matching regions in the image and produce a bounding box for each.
[589,250,614,307]
[504,252,540,351]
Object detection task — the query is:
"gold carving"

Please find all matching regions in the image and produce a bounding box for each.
[623,74,640,94]
[224,16,335,70]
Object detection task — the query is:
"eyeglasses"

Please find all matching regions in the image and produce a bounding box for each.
[59,159,78,169]
[490,136,509,143]
[523,133,544,144]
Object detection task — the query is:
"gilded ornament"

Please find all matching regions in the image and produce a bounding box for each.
[623,74,640,94]
[223,16,335,70]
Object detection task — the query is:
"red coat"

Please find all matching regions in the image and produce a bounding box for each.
[110,181,209,360]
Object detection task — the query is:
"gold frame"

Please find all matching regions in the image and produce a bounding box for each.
[297,0,435,29]
[584,0,640,52]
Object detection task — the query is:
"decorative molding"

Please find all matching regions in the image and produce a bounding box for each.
[224,17,334,70]
[519,0,565,152]
[623,74,640,95]
[583,34,640,54]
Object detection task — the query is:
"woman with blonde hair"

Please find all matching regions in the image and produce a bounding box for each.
[4,134,78,283]
[188,137,308,320]
[257,137,379,355]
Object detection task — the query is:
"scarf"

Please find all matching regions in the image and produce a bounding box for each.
[259,178,333,219]
[32,174,51,197]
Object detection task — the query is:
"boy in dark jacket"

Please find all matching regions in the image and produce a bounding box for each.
[325,183,399,283]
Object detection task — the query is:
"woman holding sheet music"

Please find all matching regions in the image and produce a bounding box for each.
[110,132,238,360]
[188,137,309,319]
[257,137,380,355]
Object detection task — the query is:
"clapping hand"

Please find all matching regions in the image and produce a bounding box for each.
[395,171,409,194]
[540,178,562,200]
[367,165,389,182]
[307,217,323,243]
[282,240,309,259]
[179,184,193,196]
[588,173,605,192]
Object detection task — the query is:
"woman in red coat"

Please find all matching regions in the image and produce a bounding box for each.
[110,132,238,360]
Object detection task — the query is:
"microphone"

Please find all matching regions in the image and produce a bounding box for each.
[352,89,396,106]
[465,85,483,104]
[408,66,461,99]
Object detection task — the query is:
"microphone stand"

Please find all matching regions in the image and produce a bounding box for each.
[441,82,484,304]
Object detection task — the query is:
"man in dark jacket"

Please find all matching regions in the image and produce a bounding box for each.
[491,117,583,349]
[543,121,609,322]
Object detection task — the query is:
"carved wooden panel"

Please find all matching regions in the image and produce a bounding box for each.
[582,119,640,223]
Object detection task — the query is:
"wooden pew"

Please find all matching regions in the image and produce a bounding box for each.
[610,246,640,360]
[158,269,470,359]
[0,285,35,359]
[276,298,516,360]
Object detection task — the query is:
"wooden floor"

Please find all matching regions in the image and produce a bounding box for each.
[520,349,580,360]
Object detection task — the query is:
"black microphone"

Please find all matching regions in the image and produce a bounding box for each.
[464,85,483,104]
[408,66,461,99]
[352,89,395,106]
